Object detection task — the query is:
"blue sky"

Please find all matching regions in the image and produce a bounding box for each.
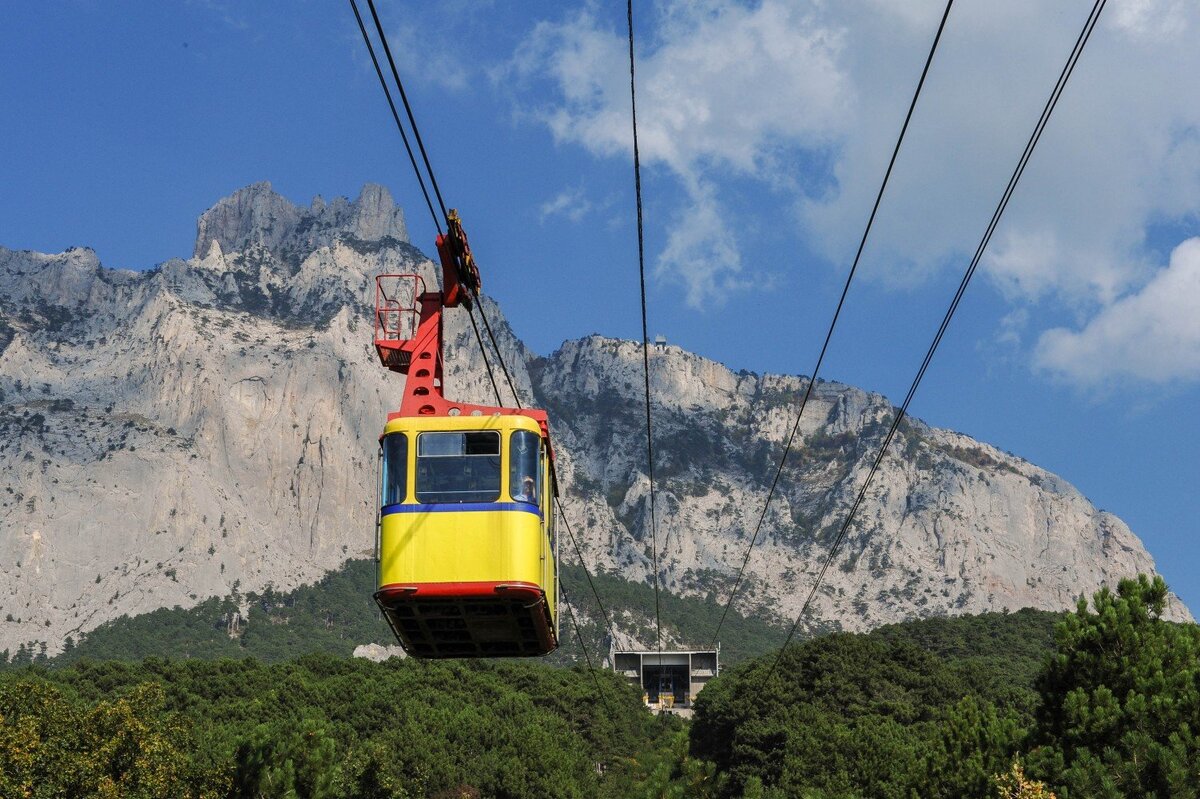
[3,1,1198,609]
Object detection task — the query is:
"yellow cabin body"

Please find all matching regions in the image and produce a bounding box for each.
[375,413,559,657]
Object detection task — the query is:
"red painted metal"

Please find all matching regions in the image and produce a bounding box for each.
[377,580,543,602]
[371,213,554,447]
[373,273,425,372]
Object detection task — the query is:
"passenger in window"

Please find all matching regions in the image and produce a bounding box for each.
[514,476,537,504]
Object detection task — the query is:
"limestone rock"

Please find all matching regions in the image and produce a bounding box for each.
[193,181,408,260]
[353,643,407,662]
[0,183,1188,658]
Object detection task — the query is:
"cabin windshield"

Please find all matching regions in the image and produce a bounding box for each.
[416,431,501,503]
[381,433,407,506]
[509,430,540,506]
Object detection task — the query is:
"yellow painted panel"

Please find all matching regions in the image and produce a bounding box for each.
[383,413,542,436]
[379,508,546,588]
[383,413,543,504]
[377,412,556,627]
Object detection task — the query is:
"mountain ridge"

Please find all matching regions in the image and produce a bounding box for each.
[0,182,1187,658]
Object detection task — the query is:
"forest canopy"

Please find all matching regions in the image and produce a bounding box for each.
[1,576,1195,798]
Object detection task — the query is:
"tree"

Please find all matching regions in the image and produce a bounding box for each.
[918,695,1025,798]
[231,716,342,799]
[0,680,226,798]
[691,631,1031,798]
[993,762,1056,799]
[1027,575,1200,797]
[0,680,82,798]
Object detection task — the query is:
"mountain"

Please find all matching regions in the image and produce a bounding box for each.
[0,182,1188,658]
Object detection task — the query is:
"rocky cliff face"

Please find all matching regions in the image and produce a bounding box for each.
[0,183,1188,657]
[536,338,1187,636]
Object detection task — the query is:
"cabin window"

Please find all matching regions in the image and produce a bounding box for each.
[509,430,540,506]
[381,433,407,506]
[416,431,501,503]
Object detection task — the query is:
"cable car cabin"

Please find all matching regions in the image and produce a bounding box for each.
[375,413,558,657]
[370,214,559,658]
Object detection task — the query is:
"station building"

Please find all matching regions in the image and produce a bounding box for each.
[610,646,720,714]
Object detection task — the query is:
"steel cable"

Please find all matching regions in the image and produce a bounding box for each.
[561,583,617,717]
[626,0,664,661]
[557,497,620,648]
[365,1,524,412]
[365,0,450,224]
[348,0,439,232]
[710,0,956,649]
[464,303,503,407]
[766,0,1108,678]
[352,0,622,672]
[350,0,502,405]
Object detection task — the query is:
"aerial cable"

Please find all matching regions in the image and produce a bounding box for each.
[462,281,623,651]
[467,302,622,651]
[709,0,955,649]
[626,0,664,661]
[471,289,524,409]
[464,304,504,407]
[365,0,450,225]
[766,0,1108,678]
[351,0,507,407]
[353,0,622,667]
[557,496,619,647]
[348,0,440,232]
[363,0,525,411]
[457,309,623,653]
[560,584,616,717]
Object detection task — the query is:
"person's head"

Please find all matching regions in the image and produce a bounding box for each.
[522,476,536,495]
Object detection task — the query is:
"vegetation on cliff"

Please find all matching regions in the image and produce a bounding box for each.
[2,559,786,668]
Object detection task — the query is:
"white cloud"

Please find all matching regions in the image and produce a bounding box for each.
[797,0,1200,304]
[984,228,1148,307]
[385,22,469,92]
[1110,0,1189,38]
[539,185,593,223]
[513,2,851,174]
[188,0,249,31]
[1035,237,1200,384]
[355,2,499,93]
[504,0,1200,378]
[505,0,852,306]
[656,180,743,307]
[995,308,1029,349]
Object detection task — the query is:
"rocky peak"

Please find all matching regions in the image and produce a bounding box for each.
[175,183,423,327]
[347,184,408,243]
[0,186,1190,660]
[193,182,408,260]
[193,182,299,259]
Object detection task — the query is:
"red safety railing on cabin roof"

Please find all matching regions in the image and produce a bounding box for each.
[373,274,425,371]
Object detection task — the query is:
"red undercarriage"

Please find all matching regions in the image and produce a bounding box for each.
[375,581,558,658]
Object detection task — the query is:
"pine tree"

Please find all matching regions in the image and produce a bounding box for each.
[1027,575,1200,797]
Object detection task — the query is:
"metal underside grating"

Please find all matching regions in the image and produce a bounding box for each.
[377,593,555,658]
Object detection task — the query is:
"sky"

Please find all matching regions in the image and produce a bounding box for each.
[2,1,1198,609]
